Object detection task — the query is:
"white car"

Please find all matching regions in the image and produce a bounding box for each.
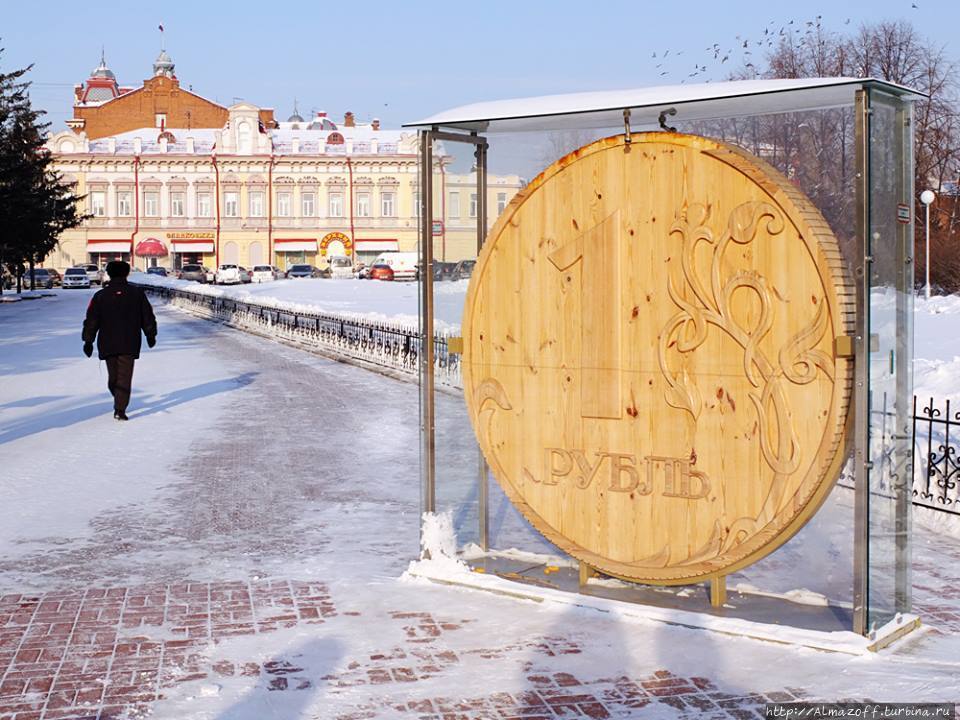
[215,264,243,285]
[251,265,278,282]
[81,263,103,285]
[328,255,354,279]
[63,267,91,288]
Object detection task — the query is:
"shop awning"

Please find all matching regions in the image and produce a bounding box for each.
[87,240,132,253]
[275,238,318,253]
[171,241,214,253]
[135,238,169,257]
[355,239,399,252]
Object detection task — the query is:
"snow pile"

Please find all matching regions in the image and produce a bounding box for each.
[404,511,471,578]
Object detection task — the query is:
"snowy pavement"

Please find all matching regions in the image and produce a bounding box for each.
[2,291,960,720]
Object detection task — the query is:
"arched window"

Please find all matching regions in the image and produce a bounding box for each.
[237,121,252,154]
[223,241,239,264]
[326,132,344,145]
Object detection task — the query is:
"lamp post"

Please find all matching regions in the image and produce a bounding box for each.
[920,189,936,300]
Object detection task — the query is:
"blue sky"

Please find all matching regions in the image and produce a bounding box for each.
[4,0,956,131]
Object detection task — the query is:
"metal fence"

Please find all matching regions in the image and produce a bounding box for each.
[135,282,460,387]
[138,282,960,516]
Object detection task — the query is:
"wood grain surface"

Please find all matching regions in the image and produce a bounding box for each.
[462,132,854,584]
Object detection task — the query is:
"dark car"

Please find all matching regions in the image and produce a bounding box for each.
[45,268,63,287]
[369,263,394,281]
[451,260,476,282]
[146,266,168,277]
[23,268,54,289]
[287,264,322,279]
[432,261,457,281]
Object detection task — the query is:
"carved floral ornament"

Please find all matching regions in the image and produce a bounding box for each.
[462,133,854,584]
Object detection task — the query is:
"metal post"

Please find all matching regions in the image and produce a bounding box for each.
[419,130,437,526]
[475,136,490,551]
[852,89,871,636]
[895,99,915,612]
[924,202,930,301]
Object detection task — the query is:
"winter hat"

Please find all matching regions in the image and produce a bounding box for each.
[106,261,131,279]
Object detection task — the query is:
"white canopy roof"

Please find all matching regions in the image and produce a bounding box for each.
[405,78,925,133]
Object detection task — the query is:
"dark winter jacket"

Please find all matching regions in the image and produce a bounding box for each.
[82,279,157,359]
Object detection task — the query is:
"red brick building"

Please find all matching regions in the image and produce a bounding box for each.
[67,50,275,140]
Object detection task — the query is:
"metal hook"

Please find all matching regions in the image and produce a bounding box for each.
[659,107,678,132]
[623,109,632,145]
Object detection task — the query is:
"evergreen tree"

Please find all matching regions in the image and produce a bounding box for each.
[0,47,85,294]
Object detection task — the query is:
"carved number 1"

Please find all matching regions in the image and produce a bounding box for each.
[548,211,622,419]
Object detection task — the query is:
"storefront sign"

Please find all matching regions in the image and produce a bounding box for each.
[320,231,353,257]
[167,232,215,240]
[462,133,855,584]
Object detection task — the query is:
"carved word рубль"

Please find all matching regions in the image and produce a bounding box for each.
[524,448,711,501]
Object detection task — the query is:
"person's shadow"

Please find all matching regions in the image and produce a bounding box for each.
[213,637,343,720]
[0,373,258,445]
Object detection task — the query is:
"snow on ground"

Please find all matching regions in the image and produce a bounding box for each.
[3,290,960,719]
[133,273,470,329]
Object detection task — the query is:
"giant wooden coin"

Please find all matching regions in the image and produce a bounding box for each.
[462,133,854,584]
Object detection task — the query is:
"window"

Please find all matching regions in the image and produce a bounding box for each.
[224,191,239,217]
[171,191,186,217]
[448,192,460,218]
[301,192,315,217]
[356,192,370,217]
[117,191,132,217]
[469,193,478,218]
[329,191,343,217]
[155,113,166,128]
[381,191,395,217]
[197,192,212,217]
[143,191,159,217]
[497,192,507,215]
[249,190,265,217]
[277,191,292,217]
[90,191,106,217]
[413,191,420,214]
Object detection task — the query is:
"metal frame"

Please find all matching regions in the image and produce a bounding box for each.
[419,82,916,637]
[418,128,489,542]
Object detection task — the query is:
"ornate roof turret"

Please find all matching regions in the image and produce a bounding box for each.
[287,99,304,123]
[91,49,116,80]
[153,49,175,78]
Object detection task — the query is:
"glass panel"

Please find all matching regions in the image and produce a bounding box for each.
[425,135,483,549]
[866,91,914,631]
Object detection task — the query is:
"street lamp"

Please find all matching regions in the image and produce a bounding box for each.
[920,189,936,300]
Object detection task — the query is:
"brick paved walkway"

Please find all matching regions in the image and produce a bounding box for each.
[1,580,817,720]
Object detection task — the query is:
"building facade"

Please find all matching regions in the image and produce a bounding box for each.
[46,52,523,273]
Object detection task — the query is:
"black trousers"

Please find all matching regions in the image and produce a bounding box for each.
[105,355,135,413]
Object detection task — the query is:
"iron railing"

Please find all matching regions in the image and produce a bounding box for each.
[135,282,459,386]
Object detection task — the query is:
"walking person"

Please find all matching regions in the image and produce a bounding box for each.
[81,261,157,420]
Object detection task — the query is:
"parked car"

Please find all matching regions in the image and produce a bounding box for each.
[62,267,91,288]
[22,268,54,289]
[371,252,418,281]
[146,266,168,277]
[45,268,63,287]
[328,255,353,279]
[369,263,395,281]
[238,266,252,283]
[81,263,103,285]
[215,264,244,285]
[180,264,208,283]
[451,260,476,282]
[287,264,322,279]
[204,267,216,283]
[251,265,279,282]
[432,261,457,281]
[272,265,286,279]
